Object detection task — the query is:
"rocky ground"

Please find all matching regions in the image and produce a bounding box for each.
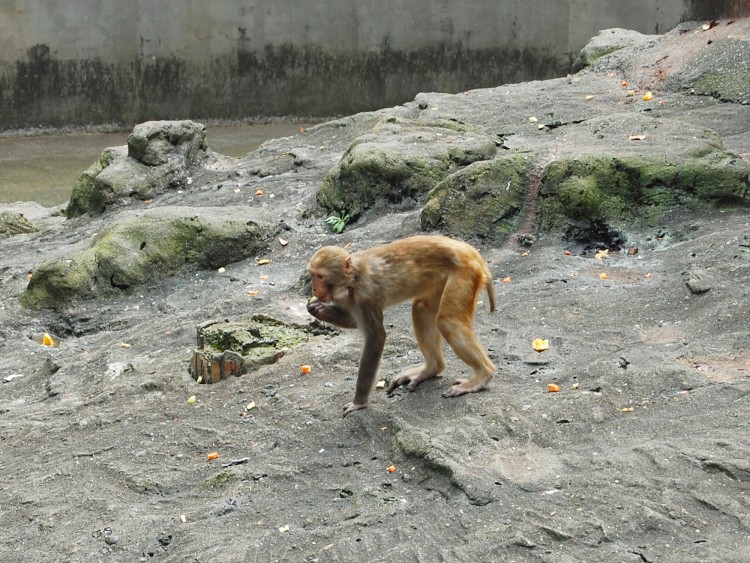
[1,19,749,563]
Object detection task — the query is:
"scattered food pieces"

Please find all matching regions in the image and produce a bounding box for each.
[620,406,635,413]
[207,451,220,460]
[599,273,608,280]
[528,116,538,123]
[626,89,635,97]
[180,515,187,523]
[120,342,131,349]
[187,395,197,404]
[255,189,263,196]
[217,267,226,273]
[502,276,512,284]
[702,19,718,31]
[564,250,572,256]
[42,333,54,347]
[246,401,256,411]
[522,251,530,257]
[257,258,271,266]
[387,465,396,473]
[620,80,628,87]
[247,290,259,296]
[585,95,594,101]
[595,249,609,261]
[301,365,312,374]
[643,91,654,101]
[547,383,561,393]
[627,247,639,255]
[376,380,386,389]
[629,134,647,141]
[533,338,549,352]
[645,273,652,279]
[279,525,290,533]
[278,237,288,246]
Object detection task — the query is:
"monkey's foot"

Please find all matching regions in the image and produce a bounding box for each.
[343,401,367,418]
[386,367,439,395]
[441,378,489,398]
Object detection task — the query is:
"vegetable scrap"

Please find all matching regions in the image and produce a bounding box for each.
[301,365,312,374]
[42,333,55,347]
[187,395,197,404]
[643,91,654,101]
[599,273,608,280]
[207,451,220,460]
[533,338,549,352]
[257,259,271,266]
[387,465,396,473]
[547,383,561,393]
[502,276,512,284]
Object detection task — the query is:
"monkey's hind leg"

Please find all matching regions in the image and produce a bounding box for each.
[437,279,496,398]
[386,295,445,394]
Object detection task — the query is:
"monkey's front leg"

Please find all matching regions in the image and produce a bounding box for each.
[344,319,386,417]
[307,298,358,329]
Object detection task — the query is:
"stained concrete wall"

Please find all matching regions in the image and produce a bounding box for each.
[0,0,745,130]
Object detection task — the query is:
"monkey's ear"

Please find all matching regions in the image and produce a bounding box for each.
[344,256,353,273]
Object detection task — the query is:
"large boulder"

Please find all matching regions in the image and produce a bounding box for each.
[317,117,497,220]
[21,207,279,309]
[66,120,208,217]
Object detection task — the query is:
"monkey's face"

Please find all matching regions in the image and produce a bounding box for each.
[307,246,354,303]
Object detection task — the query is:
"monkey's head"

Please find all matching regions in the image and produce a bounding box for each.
[307,246,354,303]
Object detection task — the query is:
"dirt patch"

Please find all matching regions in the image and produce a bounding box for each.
[1,19,749,563]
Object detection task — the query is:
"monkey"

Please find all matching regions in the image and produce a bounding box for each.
[306,235,496,417]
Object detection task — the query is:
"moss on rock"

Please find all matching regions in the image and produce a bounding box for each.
[317,118,497,219]
[21,209,276,309]
[421,154,532,243]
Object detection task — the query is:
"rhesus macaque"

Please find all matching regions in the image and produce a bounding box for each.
[306,235,496,417]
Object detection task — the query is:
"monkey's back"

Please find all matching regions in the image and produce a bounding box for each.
[356,235,491,307]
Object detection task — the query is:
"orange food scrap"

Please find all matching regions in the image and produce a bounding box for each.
[386,465,396,473]
[247,290,259,296]
[643,91,654,101]
[599,273,608,280]
[207,452,220,460]
[255,189,263,196]
[620,80,628,87]
[301,365,312,374]
[564,250,572,256]
[532,338,549,352]
[502,276,512,284]
[547,383,561,393]
[42,333,55,347]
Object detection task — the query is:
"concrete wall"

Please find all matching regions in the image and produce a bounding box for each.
[0,0,745,130]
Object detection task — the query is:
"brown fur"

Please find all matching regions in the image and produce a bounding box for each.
[307,235,496,417]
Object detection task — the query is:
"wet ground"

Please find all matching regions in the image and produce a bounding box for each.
[0,123,315,207]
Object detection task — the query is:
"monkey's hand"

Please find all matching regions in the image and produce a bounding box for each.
[306,298,330,321]
[307,298,358,329]
[342,401,368,418]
